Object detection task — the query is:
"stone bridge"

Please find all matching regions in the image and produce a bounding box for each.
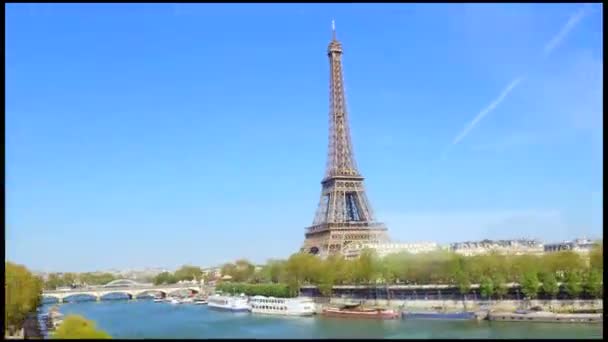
[42,279,205,303]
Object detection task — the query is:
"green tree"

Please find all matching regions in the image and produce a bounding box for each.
[153,272,177,285]
[564,271,583,299]
[540,272,559,299]
[454,270,471,298]
[45,273,64,290]
[479,277,494,299]
[5,262,44,336]
[174,265,203,282]
[62,273,77,287]
[266,260,286,283]
[51,315,111,339]
[584,269,603,299]
[520,272,540,299]
[354,249,379,284]
[283,253,319,294]
[233,259,256,282]
[492,273,508,299]
[589,243,603,271]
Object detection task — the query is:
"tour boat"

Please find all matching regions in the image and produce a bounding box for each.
[249,296,315,316]
[321,304,399,319]
[207,294,250,312]
[194,299,208,305]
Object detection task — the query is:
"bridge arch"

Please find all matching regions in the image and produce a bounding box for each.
[42,295,62,303]
[165,287,199,296]
[99,291,134,300]
[63,293,98,302]
[132,289,167,298]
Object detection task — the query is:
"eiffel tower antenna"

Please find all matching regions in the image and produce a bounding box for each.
[332,19,336,40]
[301,24,390,257]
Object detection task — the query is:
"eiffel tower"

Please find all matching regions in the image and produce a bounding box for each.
[301,22,390,257]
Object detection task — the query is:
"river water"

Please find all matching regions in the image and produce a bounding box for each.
[43,300,602,339]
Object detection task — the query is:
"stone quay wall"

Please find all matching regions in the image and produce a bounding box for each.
[317,297,603,313]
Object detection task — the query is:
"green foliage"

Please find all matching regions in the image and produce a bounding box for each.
[153,272,177,285]
[5,262,44,335]
[220,259,256,282]
[584,269,603,299]
[353,249,379,284]
[44,272,117,290]
[455,270,471,295]
[174,265,203,282]
[564,271,583,298]
[284,253,319,293]
[492,273,508,299]
[217,249,595,300]
[479,277,494,299]
[540,272,559,298]
[520,272,540,299]
[51,315,111,339]
[589,243,603,272]
[215,283,293,298]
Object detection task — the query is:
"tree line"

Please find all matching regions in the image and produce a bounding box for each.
[5,262,44,336]
[5,261,112,338]
[217,243,603,299]
[153,265,207,285]
[43,272,119,290]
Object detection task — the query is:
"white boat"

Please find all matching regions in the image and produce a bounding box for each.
[207,293,249,312]
[194,299,208,305]
[249,296,315,316]
[181,297,194,303]
[153,298,164,303]
[169,298,181,305]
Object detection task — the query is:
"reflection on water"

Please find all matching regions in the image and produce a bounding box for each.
[42,300,603,339]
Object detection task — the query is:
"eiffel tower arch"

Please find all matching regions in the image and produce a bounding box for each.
[301,22,390,257]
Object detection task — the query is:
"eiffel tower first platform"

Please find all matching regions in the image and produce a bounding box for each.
[301,22,390,257]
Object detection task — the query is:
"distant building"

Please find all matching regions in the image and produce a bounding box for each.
[342,242,439,259]
[544,238,597,254]
[202,267,222,280]
[450,239,544,256]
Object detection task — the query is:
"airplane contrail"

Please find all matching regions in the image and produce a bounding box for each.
[543,4,591,57]
[444,4,593,153]
[452,76,524,146]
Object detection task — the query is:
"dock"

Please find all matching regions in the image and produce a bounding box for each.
[488,311,603,324]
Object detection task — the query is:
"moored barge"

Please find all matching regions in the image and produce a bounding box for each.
[322,303,399,319]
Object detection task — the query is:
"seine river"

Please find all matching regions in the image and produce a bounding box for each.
[43,300,602,339]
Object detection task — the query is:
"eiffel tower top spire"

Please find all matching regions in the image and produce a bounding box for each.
[325,20,359,180]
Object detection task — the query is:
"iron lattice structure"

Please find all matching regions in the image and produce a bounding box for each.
[301,23,389,257]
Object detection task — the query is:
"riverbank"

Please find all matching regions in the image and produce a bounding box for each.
[488,311,602,323]
[312,297,603,320]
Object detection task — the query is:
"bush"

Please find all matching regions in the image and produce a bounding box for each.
[51,315,111,339]
[215,283,293,298]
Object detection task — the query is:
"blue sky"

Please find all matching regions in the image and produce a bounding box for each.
[6,4,603,272]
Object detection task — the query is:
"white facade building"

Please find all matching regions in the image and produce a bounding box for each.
[449,239,544,256]
[342,242,439,259]
[544,238,598,254]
